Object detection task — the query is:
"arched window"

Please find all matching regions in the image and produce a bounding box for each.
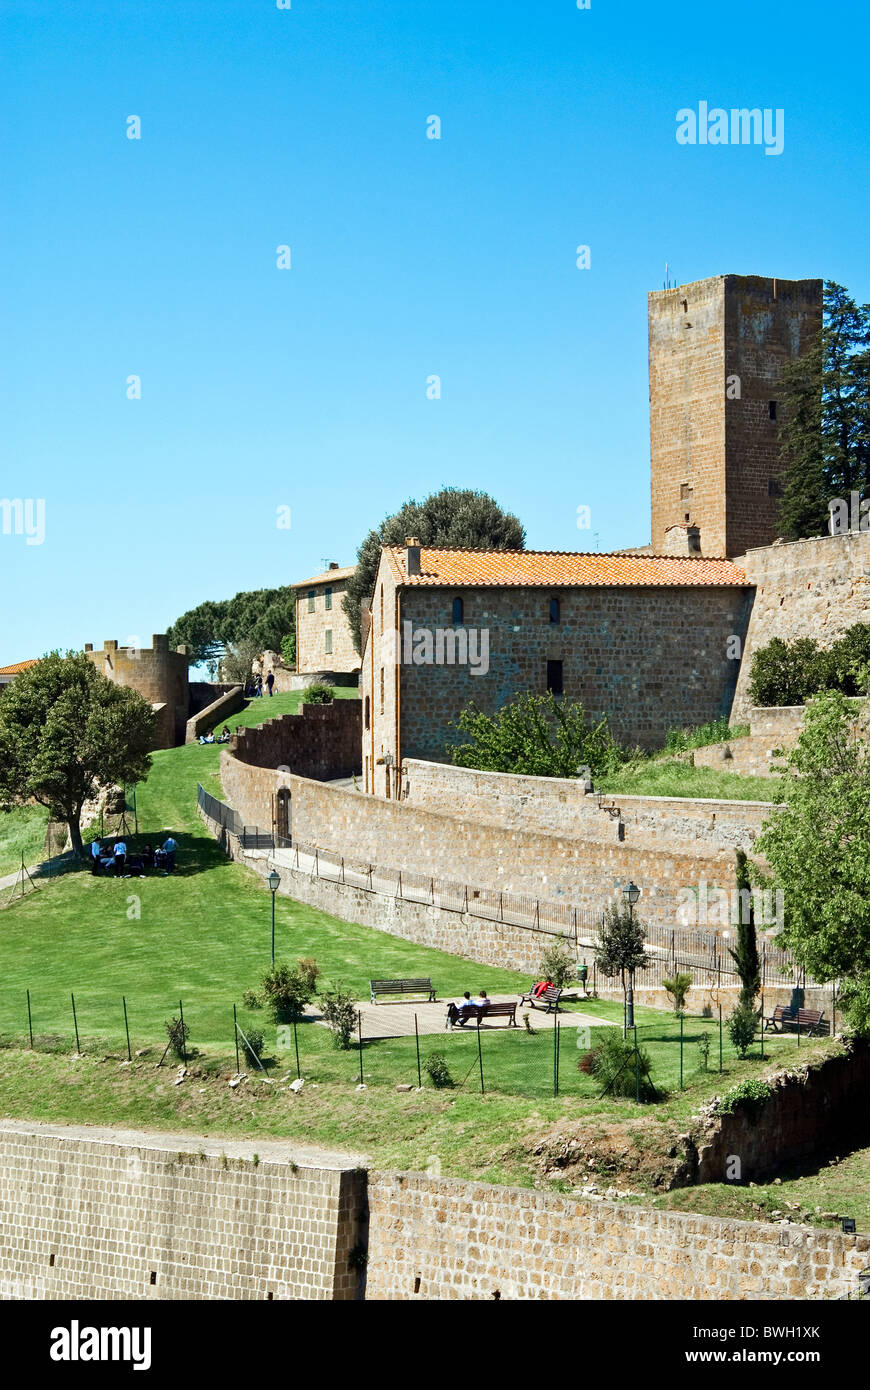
[364,695,370,730]
[549,596,560,625]
[452,596,464,626]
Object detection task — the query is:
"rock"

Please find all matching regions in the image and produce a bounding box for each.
[289,1077,304,1093]
[773,1177,782,1185]
[229,1074,247,1089]
[356,1083,367,1091]
[396,1084,413,1092]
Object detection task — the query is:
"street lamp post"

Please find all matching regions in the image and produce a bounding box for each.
[268,868,281,965]
[624,880,641,1030]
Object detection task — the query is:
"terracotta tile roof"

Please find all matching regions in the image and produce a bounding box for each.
[0,658,40,676]
[294,565,356,589]
[383,547,747,588]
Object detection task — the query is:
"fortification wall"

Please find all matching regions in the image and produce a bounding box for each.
[731,532,870,720]
[84,635,190,748]
[365,1171,868,1301]
[185,685,245,742]
[0,1123,365,1301]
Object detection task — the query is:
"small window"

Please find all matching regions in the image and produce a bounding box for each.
[380,585,384,630]
[307,589,315,613]
[680,483,693,501]
[452,596,464,625]
[324,629,332,655]
[364,695,370,730]
[769,400,777,421]
[549,597,560,624]
[768,478,784,498]
[546,660,563,696]
[325,586,333,611]
[379,667,384,715]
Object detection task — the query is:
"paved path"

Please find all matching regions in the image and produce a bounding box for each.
[304,995,616,1040]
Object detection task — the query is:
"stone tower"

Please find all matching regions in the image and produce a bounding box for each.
[649,274,822,558]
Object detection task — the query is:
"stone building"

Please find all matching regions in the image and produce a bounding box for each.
[360,542,751,796]
[84,636,190,749]
[649,274,822,558]
[294,564,359,676]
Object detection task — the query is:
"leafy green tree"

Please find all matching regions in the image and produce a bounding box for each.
[662,972,693,1014]
[447,691,622,779]
[729,849,761,1011]
[281,633,296,667]
[727,1003,758,1059]
[342,487,525,653]
[0,652,154,858]
[538,938,576,989]
[755,690,870,1034]
[778,282,870,540]
[594,901,651,1023]
[167,586,296,668]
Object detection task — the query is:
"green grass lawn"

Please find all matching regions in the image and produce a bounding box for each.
[599,758,778,803]
[0,804,49,877]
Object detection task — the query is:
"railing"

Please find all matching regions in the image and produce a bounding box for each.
[198,786,809,988]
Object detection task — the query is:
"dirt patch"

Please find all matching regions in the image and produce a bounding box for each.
[522,1115,697,1193]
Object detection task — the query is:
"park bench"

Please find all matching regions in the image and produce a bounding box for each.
[446,1001,518,1029]
[370,978,436,1005]
[519,984,563,1014]
[764,1005,826,1036]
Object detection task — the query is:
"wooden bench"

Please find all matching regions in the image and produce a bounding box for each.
[519,984,563,1014]
[370,978,436,1005]
[764,1005,826,1036]
[446,1001,518,1029]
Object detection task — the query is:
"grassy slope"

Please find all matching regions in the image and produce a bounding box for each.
[0,804,49,877]
[599,759,777,803]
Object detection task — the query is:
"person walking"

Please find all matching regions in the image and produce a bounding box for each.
[265,670,275,697]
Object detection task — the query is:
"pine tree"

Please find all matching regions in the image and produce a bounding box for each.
[778,282,870,539]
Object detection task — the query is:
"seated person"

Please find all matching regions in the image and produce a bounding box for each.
[141,844,154,868]
[154,847,167,870]
[219,726,231,742]
[532,979,552,999]
[446,992,473,1028]
[475,989,492,1011]
[198,732,215,744]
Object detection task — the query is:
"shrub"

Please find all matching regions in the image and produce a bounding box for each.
[297,957,320,992]
[748,625,870,707]
[240,1026,265,1066]
[425,1052,454,1089]
[165,1016,190,1061]
[664,718,748,753]
[716,1078,773,1115]
[319,986,358,1049]
[728,1002,758,1059]
[259,964,314,1024]
[303,682,333,705]
[696,1033,711,1072]
[537,939,576,989]
[662,972,693,1014]
[280,633,296,668]
[242,989,261,1011]
[584,1029,655,1101]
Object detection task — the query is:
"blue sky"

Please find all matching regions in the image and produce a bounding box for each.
[2,0,868,662]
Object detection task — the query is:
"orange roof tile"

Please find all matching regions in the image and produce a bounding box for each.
[0,658,40,675]
[383,547,747,588]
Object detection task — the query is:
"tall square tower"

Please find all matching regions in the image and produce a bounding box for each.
[649,274,822,558]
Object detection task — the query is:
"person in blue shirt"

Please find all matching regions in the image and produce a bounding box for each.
[161,834,177,873]
[90,839,101,875]
[113,840,127,876]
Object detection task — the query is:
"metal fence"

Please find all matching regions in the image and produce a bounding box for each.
[197,785,810,990]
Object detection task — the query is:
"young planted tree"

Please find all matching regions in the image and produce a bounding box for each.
[0,652,154,857]
[342,486,526,653]
[594,902,651,1028]
[755,690,870,1034]
[447,691,622,780]
[729,849,761,1011]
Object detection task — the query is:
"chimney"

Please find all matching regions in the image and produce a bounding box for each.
[405,537,421,576]
[328,561,339,570]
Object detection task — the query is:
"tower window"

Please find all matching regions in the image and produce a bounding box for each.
[364,696,370,730]
[546,660,563,696]
[768,400,777,421]
[768,479,784,498]
[307,589,315,613]
[549,597,560,624]
[452,596,464,625]
[324,629,332,655]
[325,586,332,610]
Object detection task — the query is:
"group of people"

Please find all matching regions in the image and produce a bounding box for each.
[90,834,178,877]
[446,990,492,1028]
[198,725,232,745]
[248,670,275,698]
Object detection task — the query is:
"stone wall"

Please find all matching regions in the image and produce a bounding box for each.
[366,1171,868,1301]
[731,531,870,720]
[282,772,740,928]
[185,684,245,743]
[403,758,772,854]
[0,1122,365,1301]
